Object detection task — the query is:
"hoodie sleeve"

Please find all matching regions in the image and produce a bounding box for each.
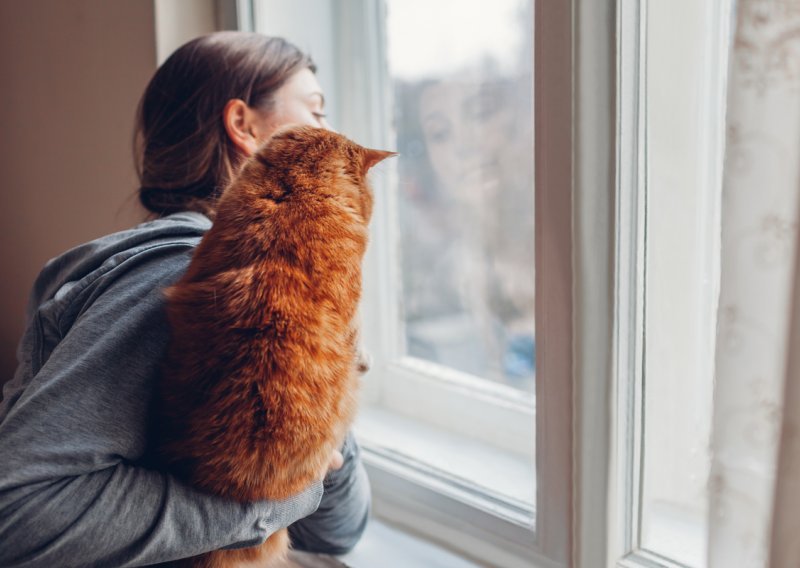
[288,431,371,555]
[0,244,323,567]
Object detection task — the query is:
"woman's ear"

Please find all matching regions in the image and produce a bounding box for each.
[223,99,261,156]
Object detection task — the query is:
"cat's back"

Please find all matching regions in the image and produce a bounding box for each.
[155,126,384,500]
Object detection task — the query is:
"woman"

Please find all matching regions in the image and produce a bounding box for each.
[0,32,369,566]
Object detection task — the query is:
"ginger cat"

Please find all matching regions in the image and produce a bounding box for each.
[154,125,394,567]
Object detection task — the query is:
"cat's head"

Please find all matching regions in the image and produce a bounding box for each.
[253,125,395,223]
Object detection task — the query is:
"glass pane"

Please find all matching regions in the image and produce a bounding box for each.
[639,0,725,565]
[388,0,535,393]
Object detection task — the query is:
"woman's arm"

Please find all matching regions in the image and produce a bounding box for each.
[0,246,323,567]
[288,431,371,555]
[0,463,323,567]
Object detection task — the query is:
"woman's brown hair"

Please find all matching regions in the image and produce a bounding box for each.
[134,32,315,218]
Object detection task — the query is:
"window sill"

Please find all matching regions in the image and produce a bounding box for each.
[289,391,539,568]
[349,405,541,568]
[288,518,481,568]
[355,405,535,514]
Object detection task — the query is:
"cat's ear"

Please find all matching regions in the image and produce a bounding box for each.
[361,148,397,173]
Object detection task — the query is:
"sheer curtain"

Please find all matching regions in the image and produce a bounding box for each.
[707,1,800,566]
[770,215,800,567]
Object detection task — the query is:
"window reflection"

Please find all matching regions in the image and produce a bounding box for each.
[389,0,535,392]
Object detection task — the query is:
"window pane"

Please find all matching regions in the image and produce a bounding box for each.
[639,0,725,564]
[388,0,535,394]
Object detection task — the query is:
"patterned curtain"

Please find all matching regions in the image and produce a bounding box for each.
[708,1,800,566]
[770,210,800,566]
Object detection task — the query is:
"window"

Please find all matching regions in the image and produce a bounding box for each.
[368,0,536,508]
[354,0,539,559]
[389,0,535,395]
[248,0,732,566]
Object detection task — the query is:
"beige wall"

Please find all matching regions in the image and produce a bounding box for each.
[0,1,157,379]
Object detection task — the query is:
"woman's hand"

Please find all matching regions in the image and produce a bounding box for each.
[328,450,344,472]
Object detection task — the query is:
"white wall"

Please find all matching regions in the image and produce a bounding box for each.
[253,0,340,128]
[0,1,158,379]
[155,0,217,64]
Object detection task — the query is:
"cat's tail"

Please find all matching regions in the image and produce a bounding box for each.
[177,528,290,568]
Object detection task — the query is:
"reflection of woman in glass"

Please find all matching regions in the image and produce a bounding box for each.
[397,69,535,389]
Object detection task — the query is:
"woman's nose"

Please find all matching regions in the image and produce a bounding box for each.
[320,117,337,133]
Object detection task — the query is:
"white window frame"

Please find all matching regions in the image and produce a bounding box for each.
[328,2,567,565]
[607,2,649,565]
[342,1,538,459]
[607,0,733,567]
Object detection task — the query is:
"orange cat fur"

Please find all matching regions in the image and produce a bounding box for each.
[154,126,394,567]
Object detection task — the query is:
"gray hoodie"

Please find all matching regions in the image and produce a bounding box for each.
[0,212,370,567]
